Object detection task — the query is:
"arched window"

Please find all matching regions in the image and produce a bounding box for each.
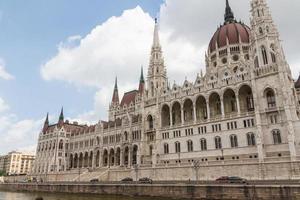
[247,133,256,146]
[271,52,276,63]
[187,140,193,152]
[164,143,169,154]
[59,140,64,150]
[259,27,263,34]
[124,131,128,141]
[215,136,222,149]
[147,115,154,130]
[230,135,238,148]
[200,138,207,151]
[175,142,181,153]
[254,56,259,68]
[272,130,282,144]
[261,46,268,65]
[266,89,276,108]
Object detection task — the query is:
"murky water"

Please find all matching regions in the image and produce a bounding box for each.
[0,191,174,200]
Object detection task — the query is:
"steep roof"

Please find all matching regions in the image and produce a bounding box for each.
[120,90,138,106]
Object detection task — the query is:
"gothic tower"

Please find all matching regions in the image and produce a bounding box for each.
[147,19,167,98]
[250,0,298,161]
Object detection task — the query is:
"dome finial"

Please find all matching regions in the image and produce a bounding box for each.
[224,0,235,23]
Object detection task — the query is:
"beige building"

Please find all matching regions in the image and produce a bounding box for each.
[0,151,35,175]
[34,0,300,181]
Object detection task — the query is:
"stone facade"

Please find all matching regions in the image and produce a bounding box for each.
[33,0,300,180]
[0,151,35,175]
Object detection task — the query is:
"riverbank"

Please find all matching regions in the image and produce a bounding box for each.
[1,183,300,200]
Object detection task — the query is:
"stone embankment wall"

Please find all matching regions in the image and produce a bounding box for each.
[1,183,300,200]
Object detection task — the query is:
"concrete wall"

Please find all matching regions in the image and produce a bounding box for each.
[1,183,300,200]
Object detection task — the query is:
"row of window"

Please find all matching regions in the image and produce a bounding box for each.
[163,130,282,154]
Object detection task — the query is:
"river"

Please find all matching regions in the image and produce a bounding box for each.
[0,191,179,200]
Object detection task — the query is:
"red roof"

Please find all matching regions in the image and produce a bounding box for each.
[120,90,138,106]
[209,22,250,52]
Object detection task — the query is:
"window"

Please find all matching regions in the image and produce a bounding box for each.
[261,46,268,65]
[266,89,276,108]
[164,143,169,154]
[244,118,255,128]
[200,139,207,151]
[247,133,256,146]
[271,52,276,63]
[175,142,181,153]
[212,124,221,132]
[187,140,193,152]
[230,135,238,148]
[272,130,282,144]
[198,126,207,134]
[215,137,222,149]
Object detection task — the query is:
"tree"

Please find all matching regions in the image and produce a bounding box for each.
[0,170,6,176]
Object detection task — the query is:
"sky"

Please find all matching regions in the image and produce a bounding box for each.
[0,0,299,154]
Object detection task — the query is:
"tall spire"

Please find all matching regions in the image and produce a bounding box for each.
[43,112,49,133]
[44,112,49,125]
[139,66,145,94]
[224,0,235,23]
[59,107,64,122]
[153,18,160,47]
[111,77,119,104]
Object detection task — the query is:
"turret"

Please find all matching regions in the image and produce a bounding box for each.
[138,67,145,94]
[42,113,49,133]
[111,77,119,105]
[147,18,167,97]
[58,107,64,127]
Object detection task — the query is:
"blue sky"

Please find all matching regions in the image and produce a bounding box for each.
[0,0,299,154]
[0,0,162,120]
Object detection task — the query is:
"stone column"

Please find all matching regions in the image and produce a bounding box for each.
[193,103,197,123]
[236,95,241,115]
[220,97,225,118]
[120,149,124,166]
[99,151,102,167]
[128,148,132,168]
[206,100,210,120]
[181,106,184,125]
[170,110,173,127]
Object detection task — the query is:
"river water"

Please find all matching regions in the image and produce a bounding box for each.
[0,191,175,200]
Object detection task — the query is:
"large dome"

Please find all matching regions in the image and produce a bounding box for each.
[208,0,251,53]
[209,22,251,53]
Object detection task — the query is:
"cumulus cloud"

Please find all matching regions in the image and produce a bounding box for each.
[0,98,43,154]
[0,59,14,80]
[40,0,300,122]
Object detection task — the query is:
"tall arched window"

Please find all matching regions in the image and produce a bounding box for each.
[266,89,276,108]
[59,140,64,150]
[200,138,207,151]
[261,46,268,65]
[254,56,259,68]
[124,131,128,141]
[230,135,238,148]
[175,142,181,153]
[147,115,154,130]
[187,140,193,152]
[272,130,282,144]
[271,52,276,63]
[247,133,256,146]
[164,143,169,154]
[215,136,222,149]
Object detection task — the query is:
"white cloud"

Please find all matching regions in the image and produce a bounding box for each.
[0,98,43,155]
[40,1,300,122]
[0,97,9,113]
[0,59,14,80]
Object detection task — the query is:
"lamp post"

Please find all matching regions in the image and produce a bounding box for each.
[193,160,201,182]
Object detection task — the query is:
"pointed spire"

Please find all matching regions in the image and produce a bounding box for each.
[139,66,145,94]
[112,77,119,104]
[140,66,145,83]
[224,0,235,23]
[153,18,160,47]
[44,112,49,125]
[59,107,64,122]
